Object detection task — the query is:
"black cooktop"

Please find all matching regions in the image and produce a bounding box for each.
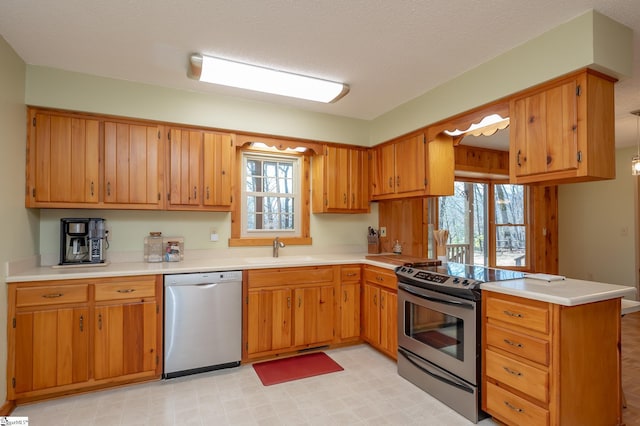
[395,262,525,301]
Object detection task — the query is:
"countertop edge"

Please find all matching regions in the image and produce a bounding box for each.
[5,255,400,283]
[481,278,637,306]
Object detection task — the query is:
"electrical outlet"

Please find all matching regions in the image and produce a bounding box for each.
[210,229,219,242]
[380,227,387,237]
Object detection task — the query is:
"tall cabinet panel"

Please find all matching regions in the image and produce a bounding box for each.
[27,111,100,207]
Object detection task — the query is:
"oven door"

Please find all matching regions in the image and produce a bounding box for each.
[397,282,479,385]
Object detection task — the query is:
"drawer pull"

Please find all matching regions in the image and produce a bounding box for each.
[504,401,524,413]
[346,272,357,277]
[42,293,64,299]
[503,338,524,348]
[376,276,384,282]
[503,310,523,318]
[116,288,136,294]
[503,366,523,377]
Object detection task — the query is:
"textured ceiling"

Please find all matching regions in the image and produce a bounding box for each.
[1,0,639,148]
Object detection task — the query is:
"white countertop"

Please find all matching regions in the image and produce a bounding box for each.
[481,277,637,306]
[4,253,398,283]
[7,255,637,308]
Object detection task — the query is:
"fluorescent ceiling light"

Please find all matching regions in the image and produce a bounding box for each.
[188,54,349,103]
[444,114,510,137]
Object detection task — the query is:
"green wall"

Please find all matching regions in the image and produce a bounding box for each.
[0,35,39,406]
[559,146,637,287]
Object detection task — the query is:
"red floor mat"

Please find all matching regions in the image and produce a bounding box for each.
[252,352,343,386]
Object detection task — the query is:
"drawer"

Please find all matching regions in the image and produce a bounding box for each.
[364,267,396,290]
[486,350,549,403]
[341,266,361,282]
[95,280,156,301]
[486,294,549,334]
[486,381,549,426]
[486,323,550,365]
[16,284,88,307]
[248,266,334,288]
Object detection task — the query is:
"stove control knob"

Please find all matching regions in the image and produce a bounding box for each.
[462,280,470,286]
[408,268,413,273]
[452,278,460,284]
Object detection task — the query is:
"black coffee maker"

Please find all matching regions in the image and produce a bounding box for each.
[59,218,107,265]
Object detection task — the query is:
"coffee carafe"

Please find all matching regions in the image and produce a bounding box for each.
[59,218,107,265]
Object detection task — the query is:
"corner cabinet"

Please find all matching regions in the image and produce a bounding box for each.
[7,275,162,403]
[361,265,397,359]
[167,127,234,211]
[370,133,454,200]
[26,110,100,208]
[312,145,369,213]
[509,69,616,184]
[482,291,621,426]
[245,266,338,360]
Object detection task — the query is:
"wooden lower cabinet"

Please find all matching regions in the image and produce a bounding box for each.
[482,291,621,426]
[339,265,362,341]
[7,275,162,403]
[361,265,397,359]
[245,266,338,360]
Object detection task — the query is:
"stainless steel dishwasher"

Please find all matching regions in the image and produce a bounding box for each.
[163,271,242,379]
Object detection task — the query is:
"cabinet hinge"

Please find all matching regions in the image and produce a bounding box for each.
[325,199,328,206]
[12,317,16,328]
[32,188,36,198]
[157,193,161,201]
[576,85,582,96]
[32,117,36,127]
[167,193,171,201]
[230,195,233,203]
[422,135,426,144]
[245,296,249,304]
[424,178,428,186]
[167,131,171,141]
[325,147,329,156]
[577,151,583,163]
[157,131,161,140]
[12,377,15,388]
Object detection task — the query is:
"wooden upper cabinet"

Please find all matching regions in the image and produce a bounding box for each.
[203,132,233,207]
[510,69,616,184]
[104,121,163,209]
[167,128,234,210]
[26,111,100,207]
[312,145,369,213]
[371,133,453,200]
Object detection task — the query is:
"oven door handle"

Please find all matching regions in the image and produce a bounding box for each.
[399,283,474,310]
[398,347,474,394]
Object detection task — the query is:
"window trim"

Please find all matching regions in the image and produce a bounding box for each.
[230,144,312,247]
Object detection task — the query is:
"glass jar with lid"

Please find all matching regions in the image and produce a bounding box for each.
[144,232,164,263]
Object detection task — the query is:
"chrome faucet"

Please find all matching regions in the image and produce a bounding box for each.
[273,237,285,257]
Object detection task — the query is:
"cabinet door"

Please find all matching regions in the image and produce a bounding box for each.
[379,144,396,195]
[294,285,335,347]
[340,282,361,339]
[247,288,292,355]
[203,132,233,207]
[30,113,99,204]
[512,80,578,177]
[380,289,398,357]
[94,301,157,380]
[13,307,89,394]
[395,135,425,194]
[349,149,369,210]
[361,283,380,345]
[325,146,350,209]
[168,128,202,207]
[104,122,162,207]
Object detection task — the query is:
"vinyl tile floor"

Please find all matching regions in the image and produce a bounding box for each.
[12,345,497,425]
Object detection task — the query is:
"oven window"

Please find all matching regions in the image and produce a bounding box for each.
[405,301,464,361]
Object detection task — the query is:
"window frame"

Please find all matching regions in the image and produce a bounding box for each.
[229,143,312,247]
[436,178,530,270]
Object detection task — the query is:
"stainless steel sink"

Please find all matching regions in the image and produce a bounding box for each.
[243,255,316,264]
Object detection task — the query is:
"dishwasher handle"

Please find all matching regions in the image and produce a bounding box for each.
[164,271,242,287]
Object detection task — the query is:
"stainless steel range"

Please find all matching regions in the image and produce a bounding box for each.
[395,262,524,423]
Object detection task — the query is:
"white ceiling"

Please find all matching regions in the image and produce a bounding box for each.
[1,0,639,149]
